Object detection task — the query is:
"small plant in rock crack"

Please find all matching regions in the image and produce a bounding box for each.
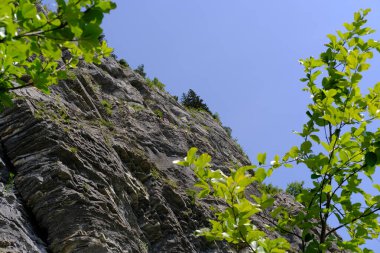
[146,77,166,91]
[101,99,113,116]
[153,109,164,119]
[4,172,15,192]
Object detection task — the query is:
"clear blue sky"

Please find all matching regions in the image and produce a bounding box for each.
[102,0,380,185]
[101,1,380,249]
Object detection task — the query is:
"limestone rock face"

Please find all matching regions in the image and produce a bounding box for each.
[0,58,255,253]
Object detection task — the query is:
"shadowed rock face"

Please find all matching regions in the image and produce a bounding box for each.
[0,57,255,253]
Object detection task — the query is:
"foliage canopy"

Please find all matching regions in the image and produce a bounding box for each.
[0,0,116,110]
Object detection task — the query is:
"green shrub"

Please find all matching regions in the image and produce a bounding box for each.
[212,112,221,123]
[101,99,112,115]
[260,183,282,195]
[286,181,307,198]
[151,168,161,179]
[99,119,114,129]
[233,138,246,155]
[134,64,146,78]
[146,77,166,91]
[223,126,232,137]
[153,109,163,119]
[181,89,211,114]
[119,59,129,68]
[129,104,144,112]
[212,112,233,139]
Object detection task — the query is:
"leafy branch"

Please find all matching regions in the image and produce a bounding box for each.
[178,8,380,253]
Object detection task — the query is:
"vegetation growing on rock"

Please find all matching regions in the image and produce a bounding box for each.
[146,77,166,91]
[134,64,147,78]
[181,89,211,114]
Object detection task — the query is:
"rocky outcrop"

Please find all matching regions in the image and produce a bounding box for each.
[0,57,257,253]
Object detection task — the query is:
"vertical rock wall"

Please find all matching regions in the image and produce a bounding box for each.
[0,58,252,252]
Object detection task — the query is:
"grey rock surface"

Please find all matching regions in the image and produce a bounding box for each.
[0,57,303,252]
[0,159,47,253]
[0,58,250,253]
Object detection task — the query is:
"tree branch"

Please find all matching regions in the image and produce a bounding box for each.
[326,205,380,237]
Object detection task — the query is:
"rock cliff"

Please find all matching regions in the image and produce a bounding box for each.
[0,57,300,252]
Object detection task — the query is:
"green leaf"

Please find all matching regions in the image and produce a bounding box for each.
[326,89,337,97]
[327,34,337,44]
[257,153,266,165]
[358,63,370,72]
[373,184,380,191]
[337,30,348,40]
[351,73,362,83]
[21,3,37,19]
[0,92,14,109]
[187,147,198,164]
[375,148,380,164]
[347,54,358,69]
[365,152,377,167]
[57,70,68,79]
[301,141,312,152]
[261,196,274,209]
[354,12,361,22]
[70,23,83,37]
[81,23,103,40]
[195,153,211,169]
[321,141,331,152]
[288,146,299,158]
[339,150,349,163]
[197,188,210,198]
[83,8,104,25]
[311,70,321,81]
[305,233,314,242]
[98,1,117,12]
[255,168,266,183]
[343,22,354,31]
[310,135,320,143]
[322,184,332,193]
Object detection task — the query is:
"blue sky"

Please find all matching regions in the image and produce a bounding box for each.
[102,0,380,184]
[101,1,380,249]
